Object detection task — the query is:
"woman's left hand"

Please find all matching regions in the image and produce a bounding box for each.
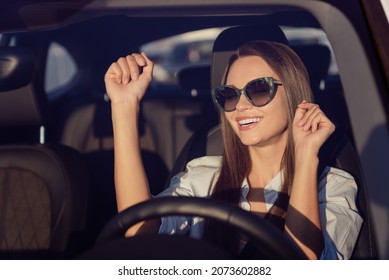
[292,101,335,154]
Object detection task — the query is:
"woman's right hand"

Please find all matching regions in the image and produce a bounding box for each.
[104,52,153,104]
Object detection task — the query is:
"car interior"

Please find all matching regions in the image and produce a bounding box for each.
[0,1,387,260]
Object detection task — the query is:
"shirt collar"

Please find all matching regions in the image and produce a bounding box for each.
[241,171,283,192]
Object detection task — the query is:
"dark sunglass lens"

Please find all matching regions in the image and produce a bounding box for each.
[246,79,271,106]
[215,87,239,111]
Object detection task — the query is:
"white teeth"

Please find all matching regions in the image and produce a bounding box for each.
[238,117,261,126]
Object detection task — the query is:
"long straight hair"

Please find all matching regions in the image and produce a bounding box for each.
[203,41,314,255]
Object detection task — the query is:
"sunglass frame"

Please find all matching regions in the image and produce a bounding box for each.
[212,77,282,112]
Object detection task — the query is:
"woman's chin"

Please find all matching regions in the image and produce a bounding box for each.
[238,136,263,147]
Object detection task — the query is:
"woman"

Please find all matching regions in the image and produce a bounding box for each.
[104,40,362,259]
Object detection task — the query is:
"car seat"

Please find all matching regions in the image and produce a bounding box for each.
[168,25,377,259]
[0,47,90,259]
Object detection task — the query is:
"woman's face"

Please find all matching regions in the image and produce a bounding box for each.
[224,55,289,148]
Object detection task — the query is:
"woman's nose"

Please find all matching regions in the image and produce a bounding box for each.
[235,92,253,111]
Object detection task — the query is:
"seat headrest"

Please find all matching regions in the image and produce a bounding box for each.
[292,44,331,89]
[211,25,288,89]
[0,47,47,126]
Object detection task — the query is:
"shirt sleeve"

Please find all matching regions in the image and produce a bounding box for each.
[318,167,363,259]
[155,156,221,237]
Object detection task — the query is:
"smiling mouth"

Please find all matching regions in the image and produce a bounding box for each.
[238,117,262,127]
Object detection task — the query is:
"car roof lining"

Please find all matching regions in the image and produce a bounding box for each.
[1,1,317,33]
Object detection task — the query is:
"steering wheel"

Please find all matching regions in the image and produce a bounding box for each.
[82,197,307,259]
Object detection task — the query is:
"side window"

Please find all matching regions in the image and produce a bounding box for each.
[45,42,77,94]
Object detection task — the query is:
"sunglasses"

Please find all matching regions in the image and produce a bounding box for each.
[212,77,282,112]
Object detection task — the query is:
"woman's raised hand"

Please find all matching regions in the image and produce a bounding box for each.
[104,52,153,104]
[293,101,336,154]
